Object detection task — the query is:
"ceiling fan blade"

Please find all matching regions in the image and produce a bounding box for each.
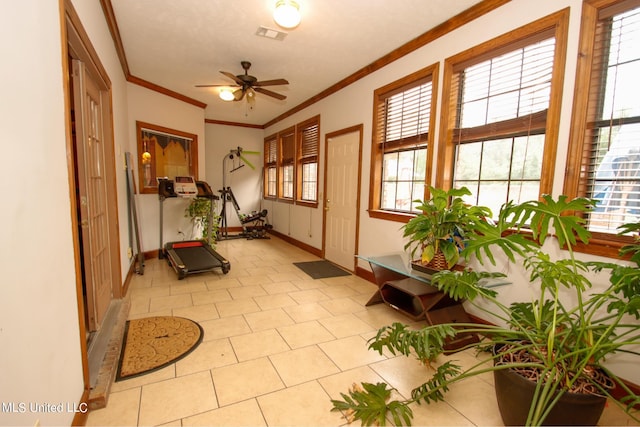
[254,87,286,100]
[194,84,239,88]
[254,78,289,87]
[220,71,244,85]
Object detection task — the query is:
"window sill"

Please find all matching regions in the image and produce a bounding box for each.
[499,229,631,261]
[571,233,633,260]
[296,200,319,209]
[504,229,631,261]
[368,209,415,223]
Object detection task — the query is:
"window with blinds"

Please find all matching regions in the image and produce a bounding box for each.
[296,116,319,204]
[279,128,295,200]
[264,135,277,198]
[370,65,438,218]
[450,33,556,216]
[581,1,640,235]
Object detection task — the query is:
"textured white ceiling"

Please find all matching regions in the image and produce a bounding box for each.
[111,0,482,125]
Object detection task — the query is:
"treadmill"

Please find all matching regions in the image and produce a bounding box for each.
[158,177,230,279]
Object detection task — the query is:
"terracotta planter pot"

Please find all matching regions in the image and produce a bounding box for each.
[493,366,607,426]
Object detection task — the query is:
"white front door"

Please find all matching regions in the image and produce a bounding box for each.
[324,126,362,271]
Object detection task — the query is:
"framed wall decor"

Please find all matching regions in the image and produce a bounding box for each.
[136,121,198,194]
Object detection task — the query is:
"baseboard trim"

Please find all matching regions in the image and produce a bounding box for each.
[355,265,375,284]
[267,230,323,257]
[611,378,640,409]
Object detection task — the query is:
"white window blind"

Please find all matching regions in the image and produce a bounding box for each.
[264,136,277,197]
[300,123,319,160]
[279,131,295,199]
[376,78,432,213]
[384,82,432,144]
[451,34,555,215]
[583,3,640,233]
[298,120,319,202]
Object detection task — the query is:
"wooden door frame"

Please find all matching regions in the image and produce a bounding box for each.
[321,124,364,271]
[60,0,122,414]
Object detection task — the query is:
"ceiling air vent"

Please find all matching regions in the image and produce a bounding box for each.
[256,26,288,41]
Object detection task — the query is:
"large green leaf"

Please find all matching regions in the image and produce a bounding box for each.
[369,323,456,363]
[618,222,640,266]
[330,382,413,426]
[430,270,500,301]
[410,361,462,404]
[461,214,537,265]
[512,195,594,248]
[525,252,591,292]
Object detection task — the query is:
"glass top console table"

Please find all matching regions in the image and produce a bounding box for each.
[359,253,485,351]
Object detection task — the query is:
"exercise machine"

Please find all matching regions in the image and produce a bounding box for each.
[217,147,272,240]
[218,186,272,240]
[159,177,230,279]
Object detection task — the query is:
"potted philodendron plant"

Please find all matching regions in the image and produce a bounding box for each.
[332,193,640,426]
[185,197,219,248]
[402,186,491,272]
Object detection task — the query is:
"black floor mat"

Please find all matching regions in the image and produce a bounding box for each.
[293,260,351,279]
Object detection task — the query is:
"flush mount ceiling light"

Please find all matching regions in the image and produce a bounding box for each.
[219,89,235,101]
[273,0,301,29]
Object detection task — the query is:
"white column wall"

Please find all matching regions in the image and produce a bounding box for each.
[126,83,206,252]
[1,1,84,425]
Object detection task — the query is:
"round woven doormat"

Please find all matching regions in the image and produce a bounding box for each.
[116,316,203,381]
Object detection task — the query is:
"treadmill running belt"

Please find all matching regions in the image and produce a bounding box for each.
[176,246,220,271]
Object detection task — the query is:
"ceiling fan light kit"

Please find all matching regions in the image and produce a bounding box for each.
[219,89,235,101]
[273,0,301,29]
[196,61,289,107]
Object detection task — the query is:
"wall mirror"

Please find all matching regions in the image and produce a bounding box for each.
[136,121,198,194]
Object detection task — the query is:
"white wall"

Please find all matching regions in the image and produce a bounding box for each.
[126,84,206,251]
[0,1,84,425]
[204,124,264,230]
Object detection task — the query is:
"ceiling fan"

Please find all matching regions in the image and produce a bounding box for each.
[195,61,289,102]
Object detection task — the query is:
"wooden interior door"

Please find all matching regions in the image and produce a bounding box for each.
[324,127,362,271]
[72,59,113,331]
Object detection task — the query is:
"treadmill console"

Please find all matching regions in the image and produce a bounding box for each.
[174,176,198,197]
[158,177,218,200]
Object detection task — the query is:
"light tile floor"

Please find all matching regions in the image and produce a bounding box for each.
[87,236,638,426]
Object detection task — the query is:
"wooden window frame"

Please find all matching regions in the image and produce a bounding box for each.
[368,64,439,223]
[264,133,277,200]
[563,0,640,258]
[278,126,296,203]
[295,115,320,208]
[436,9,570,206]
[136,121,198,194]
